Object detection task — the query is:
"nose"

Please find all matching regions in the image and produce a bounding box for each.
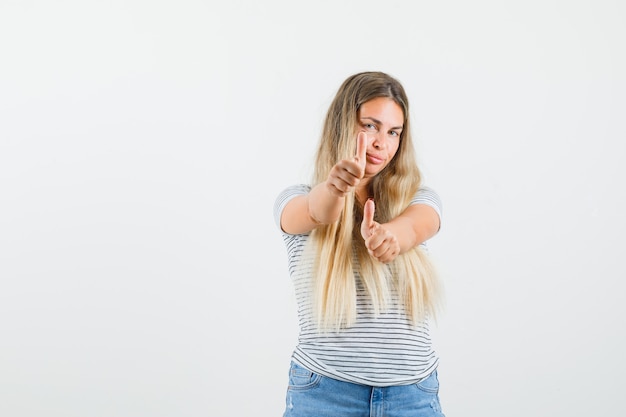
[371,133,387,150]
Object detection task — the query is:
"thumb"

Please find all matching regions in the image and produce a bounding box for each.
[355,132,367,169]
[363,198,375,231]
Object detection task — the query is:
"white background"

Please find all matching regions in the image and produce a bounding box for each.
[1,1,625,416]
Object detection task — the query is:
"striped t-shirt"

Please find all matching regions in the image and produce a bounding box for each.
[274,185,443,387]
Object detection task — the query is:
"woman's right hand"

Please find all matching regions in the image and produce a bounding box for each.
[325,132,368,197]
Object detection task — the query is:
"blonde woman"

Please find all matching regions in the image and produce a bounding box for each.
[274,71,445,416]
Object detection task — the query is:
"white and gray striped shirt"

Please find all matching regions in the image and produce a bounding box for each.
[274,185,443,387]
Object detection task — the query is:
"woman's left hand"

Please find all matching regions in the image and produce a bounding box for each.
[360,199,400,263]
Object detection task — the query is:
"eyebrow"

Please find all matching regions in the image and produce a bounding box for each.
[360,116,403,131]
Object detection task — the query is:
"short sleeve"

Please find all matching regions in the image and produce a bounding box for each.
[273,184,312,231]
[410,187,443,228]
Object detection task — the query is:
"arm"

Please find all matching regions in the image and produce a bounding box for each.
[279,183,345,235]
[361,199,441,263]
[280,134,368,235]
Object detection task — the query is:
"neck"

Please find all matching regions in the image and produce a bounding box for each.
[356,180,370,205]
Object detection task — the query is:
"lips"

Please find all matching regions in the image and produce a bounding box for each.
[366,153,385,165]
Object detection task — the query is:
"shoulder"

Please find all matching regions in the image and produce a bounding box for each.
[274,184,311,212]
[273,184,312,230]
[410,186,443,220]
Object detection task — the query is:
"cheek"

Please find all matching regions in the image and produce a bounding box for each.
[389,141,401,160]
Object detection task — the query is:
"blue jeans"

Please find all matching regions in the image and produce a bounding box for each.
[283,362,445,417]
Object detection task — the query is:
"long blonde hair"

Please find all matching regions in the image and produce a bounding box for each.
[309,71,441,331]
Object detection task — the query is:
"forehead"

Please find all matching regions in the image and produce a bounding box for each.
[358,97,404,125]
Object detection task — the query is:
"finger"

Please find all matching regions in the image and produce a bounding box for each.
[336,160,363,183]
[366,233,386,258]
[367,241,388,262]
[355,132,367,168]
[369,236,394,257]
[377,247,399,264]
[367,237,398,263]
[363,198,375,229]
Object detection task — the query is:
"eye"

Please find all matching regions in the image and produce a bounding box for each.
[389,130,401,137]
[363,123,376,130]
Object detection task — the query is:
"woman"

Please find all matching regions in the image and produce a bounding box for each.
[274,71,445,416]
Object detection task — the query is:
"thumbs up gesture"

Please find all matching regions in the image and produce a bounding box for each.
[326,132,368,197]
[361,199,400,263]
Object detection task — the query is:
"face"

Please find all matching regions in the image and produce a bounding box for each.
[357,97,404,179]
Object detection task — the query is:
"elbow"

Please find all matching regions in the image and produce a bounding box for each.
[310,209,341,226]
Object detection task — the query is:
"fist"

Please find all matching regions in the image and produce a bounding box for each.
[361,199,400,263]
[326,132,368,197]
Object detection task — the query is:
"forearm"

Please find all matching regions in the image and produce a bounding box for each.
[282,140,366,235]
[383,204,440,254]
[383,217,420,255]
[280,181,347,235]
[307,181,346,225]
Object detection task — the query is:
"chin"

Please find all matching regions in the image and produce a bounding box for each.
[366,166,386,177]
